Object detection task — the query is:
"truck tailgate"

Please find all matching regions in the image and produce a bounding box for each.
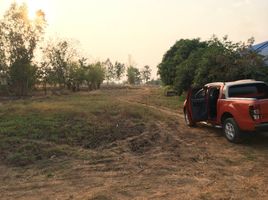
[259,99,268,122]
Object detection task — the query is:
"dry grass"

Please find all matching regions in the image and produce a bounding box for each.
[0,87,268,200]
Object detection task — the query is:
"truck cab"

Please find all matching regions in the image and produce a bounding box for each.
[184,80,268,143]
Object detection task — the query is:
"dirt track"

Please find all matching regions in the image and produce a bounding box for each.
[1,87,268,200]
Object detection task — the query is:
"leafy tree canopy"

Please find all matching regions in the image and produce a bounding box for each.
[127,66,141,85]
[158,39,207,86]
[141,65,152,83]
[158,36,268,95]
[0,2,46,96]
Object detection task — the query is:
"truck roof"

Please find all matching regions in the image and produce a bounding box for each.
[205,80,266,87]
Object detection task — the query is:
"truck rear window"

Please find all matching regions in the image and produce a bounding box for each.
[229,83,268,99]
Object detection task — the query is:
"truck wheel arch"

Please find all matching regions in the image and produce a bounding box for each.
[221,112,234,124]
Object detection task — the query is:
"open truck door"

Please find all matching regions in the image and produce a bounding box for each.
[184,87,208,126]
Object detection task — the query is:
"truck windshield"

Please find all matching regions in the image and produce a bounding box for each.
[229,83,268,99]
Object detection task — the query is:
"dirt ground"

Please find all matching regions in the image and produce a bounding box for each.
[1,87,268,200]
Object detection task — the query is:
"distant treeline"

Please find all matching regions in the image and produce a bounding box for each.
[158,36,268,95]
[0,3,152,96]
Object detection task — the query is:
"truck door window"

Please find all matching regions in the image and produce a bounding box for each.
[193,88,206,99]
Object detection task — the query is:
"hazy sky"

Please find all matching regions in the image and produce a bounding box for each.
[0,0,268,76]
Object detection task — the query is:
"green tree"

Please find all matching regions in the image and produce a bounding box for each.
[194,36,267,86]
[157,39,207,86]
[43,39,77,89]
[104,58,115,84]
[85,62,105,90]
[160,36,268,94]
[193,37,233,86]
[38,61,53,95]
[67,62,85,92]
[231,39,267,81]
[141,65,152,83]
[127,66,141,85]
[9,62,38,96]
[114,61,126,81]
[174,49,204,94]
[0,26,7,87]
[0,3,46,95]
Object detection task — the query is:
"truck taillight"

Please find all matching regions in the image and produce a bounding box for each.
[249,105,261,121]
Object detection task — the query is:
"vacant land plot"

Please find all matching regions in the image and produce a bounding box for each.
[0,87,267,200]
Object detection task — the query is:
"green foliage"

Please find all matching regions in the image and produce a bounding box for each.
[9,62,38,96]
[193,37,267,86]
[163,85,175,96]
[146,78,162,86]
[42,39,109,91]
[0,3,137,95]
[41,39,106,92]
[127,66,141,85]
[84,62,105,90]
[0,26,6,80]
[174,49,203,94]
[43,39,76,88]
[159,36,268,95]
[114,61,126,81]
[141,65,152,83]
[0,137,66,167]
[67,62,85,91]
[104,59,115,83]
[0,3,46,65]
[103,59,125,83]
[0,90,169,166]
[158,39,207,86]
[0,2,46,96]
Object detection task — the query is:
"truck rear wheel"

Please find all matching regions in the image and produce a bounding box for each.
[223,118,242,143]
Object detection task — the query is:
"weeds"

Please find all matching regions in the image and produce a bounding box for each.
[0,137,67,166]
[0,90,165,166]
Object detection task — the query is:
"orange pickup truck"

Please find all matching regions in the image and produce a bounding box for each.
[183,80,268,143]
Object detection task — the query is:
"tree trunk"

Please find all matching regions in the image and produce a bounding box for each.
[86,81,91,91]
[43,81,47,95]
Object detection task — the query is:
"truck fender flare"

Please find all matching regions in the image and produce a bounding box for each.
[221,112,234,124]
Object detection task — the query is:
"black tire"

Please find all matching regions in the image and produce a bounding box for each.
[223,118,242,143]
[184,109,195,127]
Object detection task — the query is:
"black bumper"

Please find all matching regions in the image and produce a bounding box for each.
[255,123,268,132]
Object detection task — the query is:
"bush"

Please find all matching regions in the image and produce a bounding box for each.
[163,85,177,96]
[0,137,66,167]
[0,85,9,96]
